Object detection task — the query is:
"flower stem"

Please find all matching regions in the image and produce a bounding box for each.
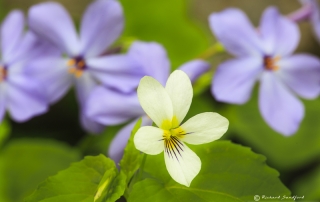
[197,42,225,60]
[125,153,147,198]
[138,153,147,180]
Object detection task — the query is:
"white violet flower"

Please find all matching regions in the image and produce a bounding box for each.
[134,70,229,187]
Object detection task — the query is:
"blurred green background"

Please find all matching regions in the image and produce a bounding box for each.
[1,0,320,201]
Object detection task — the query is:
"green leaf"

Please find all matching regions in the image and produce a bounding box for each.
[120,118,142,184]
[0,120,10,148]
[25,154,126,202]
[94,170,127,202]
[292,165,320,200]
[128,141,291,202]
[120,0,209,68]
[229,89,320,171]
[0,139,81,202]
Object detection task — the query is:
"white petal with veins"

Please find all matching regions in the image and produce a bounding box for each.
[164,142,201,187]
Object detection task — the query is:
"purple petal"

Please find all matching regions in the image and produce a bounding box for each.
[259,7,300,56]
[6,75,48,122]
[9,31,61,65]
[74,71,99,107]
[28,2,79,56]
[75,72,105,133]
[108,116,153,164]
[80,113,105,134]
[259,71,304,136]
[86,86,144,125]
[309,1,320,43]
[0,85,7,123]
[288,1,313,22]
[128,41,170,86]
[178,60,210,83]
[80,0,123,57]
[212,57,263,104]
[209,8,263,57]
[277,54,320,99]
[87,55,142,93]
[26,57,73,103]
[1,10,24,63]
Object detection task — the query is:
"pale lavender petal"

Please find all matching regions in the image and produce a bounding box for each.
[5,33,30,65]
[75,72,105,133]
[209,8,263,57]
[212,57,263,104]
[86,86,144,125]
[178,60,210,83]
[259,7,278,54]
[80,113,105,134]
[259,71,304,136]
[80,0,123,57]
[20,32,61,59]
[9,31,61,65]
[108,116,152,164]
[28,2,80,56]
[6,75,48,122]
[0,84,7,123]
[74,71,99,107]
[288,1,313,22]
[26,57,72,103]
[277,54,320,99]
[128,41,170,86]
[1,10,24,63]
[309,1,320,43]
[87,55,142,93]
[259,7,300,56]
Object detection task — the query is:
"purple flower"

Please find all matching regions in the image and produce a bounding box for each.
[287,0,315,22]
[289,0,320,43]
[86,41,210,163]
[209,7,320,135]
[27,0,135,133]
[0,10,59,123]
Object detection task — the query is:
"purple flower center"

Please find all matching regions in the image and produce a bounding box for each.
[263,56,279,71]
[0,66,8,82]
[67,56,87,78]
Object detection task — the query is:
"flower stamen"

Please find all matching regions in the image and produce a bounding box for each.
[0,66,8,82]
[264,56,280,71]
[67,57,87,78]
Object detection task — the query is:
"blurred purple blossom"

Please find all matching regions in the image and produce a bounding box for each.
[0,10,59,123]
[210,7,320,135]
[289,0,320,43]
[288,0,314,22]
[27,0,135,133]
[86,41,210,163]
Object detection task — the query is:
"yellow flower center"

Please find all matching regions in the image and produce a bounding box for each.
[163,126,186,161]
[67,57,87,78]
[161,116,179,130]
[163,127,186,140]
[264,56,280,71]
